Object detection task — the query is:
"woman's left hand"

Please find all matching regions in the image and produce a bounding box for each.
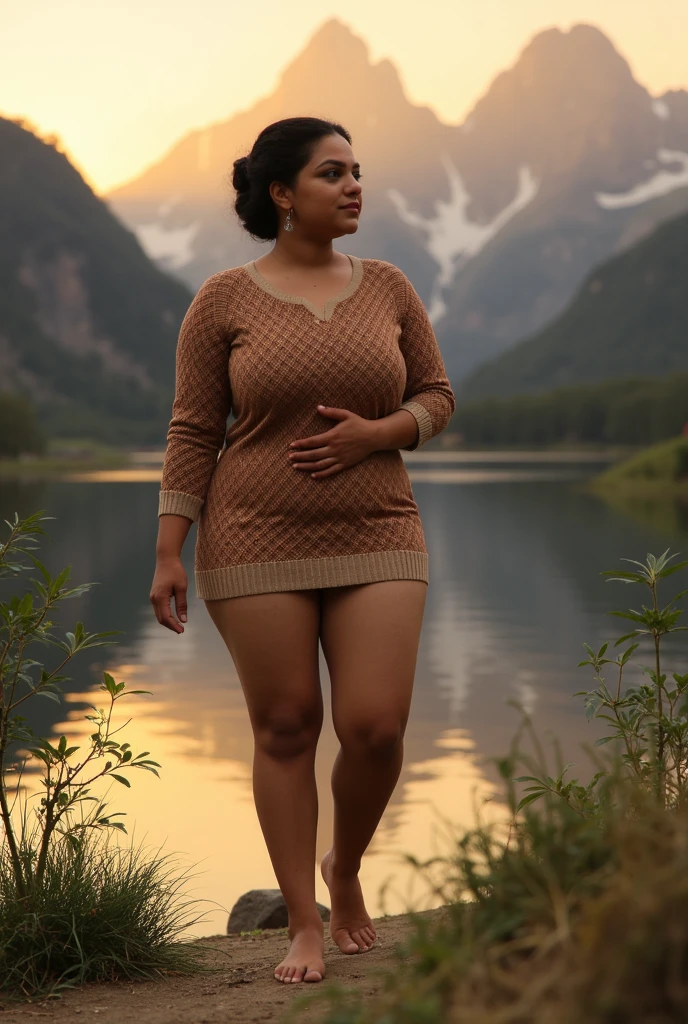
[288,405,379,479]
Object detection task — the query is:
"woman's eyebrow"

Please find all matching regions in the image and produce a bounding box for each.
[313,159,361,170]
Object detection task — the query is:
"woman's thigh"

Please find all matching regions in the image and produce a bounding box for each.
[319,581,427,745]
[204,590,323,734]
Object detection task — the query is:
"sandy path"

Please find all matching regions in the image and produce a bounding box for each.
[0,908,446,1024]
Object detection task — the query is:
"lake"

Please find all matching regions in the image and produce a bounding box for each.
[2,452,687,937]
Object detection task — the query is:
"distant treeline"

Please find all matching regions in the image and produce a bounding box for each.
[0,392,46,458]
[454,373,688,446]
[0,388,169,457]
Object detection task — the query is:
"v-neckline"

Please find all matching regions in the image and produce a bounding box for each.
[242,254,363,322]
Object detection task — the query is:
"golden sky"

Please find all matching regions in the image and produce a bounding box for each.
[2,0,686,195]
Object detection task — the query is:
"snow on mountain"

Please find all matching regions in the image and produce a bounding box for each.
[136,220,201,269]
[389,160,540,321]
[652,98,671,120]
[596,149,688,208]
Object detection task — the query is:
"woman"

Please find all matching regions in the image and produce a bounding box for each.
[150,116,456,985]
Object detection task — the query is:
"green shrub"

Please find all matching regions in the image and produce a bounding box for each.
[0,511,216,1000]
[591,436,688,489]
[0,828,206,997]
[293,550,688,1024]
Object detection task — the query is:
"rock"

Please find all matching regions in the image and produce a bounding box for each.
[227,889,331,933]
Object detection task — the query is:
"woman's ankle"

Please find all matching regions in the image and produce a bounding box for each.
[325,850,361,880]
[287,909,325,935]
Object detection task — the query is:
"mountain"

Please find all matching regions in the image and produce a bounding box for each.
[0,115,193,442]
[457,205,688,400]
[105,19,688,383]
[105,19,448,302]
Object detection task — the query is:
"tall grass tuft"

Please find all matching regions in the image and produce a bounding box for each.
[0,827,209,999]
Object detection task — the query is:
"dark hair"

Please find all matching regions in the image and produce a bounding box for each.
[231,117,352,241]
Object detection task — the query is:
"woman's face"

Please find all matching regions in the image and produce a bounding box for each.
[281,133,363,240]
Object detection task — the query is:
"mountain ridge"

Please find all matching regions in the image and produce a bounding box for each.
[0,115,194,441]
[458,203,688,400]
[100,18,688,381]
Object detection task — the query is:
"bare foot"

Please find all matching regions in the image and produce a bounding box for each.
[274,923,325,984]
[321,849,377,954]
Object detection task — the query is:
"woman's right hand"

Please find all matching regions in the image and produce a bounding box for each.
[150,556,188,633]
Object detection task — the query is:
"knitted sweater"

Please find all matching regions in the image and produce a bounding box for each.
[158,255,456,600]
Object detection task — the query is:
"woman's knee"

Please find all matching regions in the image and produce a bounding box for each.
[254,705,323,760]
[336,715,406,757]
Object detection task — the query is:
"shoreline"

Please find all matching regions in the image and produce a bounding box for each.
[0,445,628,481]
[585,478,688,498]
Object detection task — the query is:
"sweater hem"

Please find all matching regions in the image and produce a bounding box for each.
[196,549,429,600]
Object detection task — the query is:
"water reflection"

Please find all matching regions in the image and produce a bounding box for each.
[1,467,687,936]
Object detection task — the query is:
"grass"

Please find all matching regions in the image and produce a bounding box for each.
[286,549,688,1023]
[586,435,688,496]
[0,827,214,1003]
[286,761,688,1024]
[0,511,217,1002]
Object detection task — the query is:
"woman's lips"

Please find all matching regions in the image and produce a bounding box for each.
[341,203,360,211]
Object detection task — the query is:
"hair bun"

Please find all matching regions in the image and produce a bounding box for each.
[232,155,251,194]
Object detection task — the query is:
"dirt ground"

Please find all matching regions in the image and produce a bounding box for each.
[0,907,447,1024]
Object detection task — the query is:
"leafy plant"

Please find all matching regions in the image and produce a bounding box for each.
[514,548,688,813]
[0,510,214,997]
[296,549,688,1024]
[1,510,161,896]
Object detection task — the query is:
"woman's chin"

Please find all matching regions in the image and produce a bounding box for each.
[334,219,360,238]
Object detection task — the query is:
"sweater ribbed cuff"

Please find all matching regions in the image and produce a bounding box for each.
[158,490,204,522]
[399,400,434,450]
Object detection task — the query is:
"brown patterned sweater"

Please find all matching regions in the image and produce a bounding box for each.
[158,254,456,600]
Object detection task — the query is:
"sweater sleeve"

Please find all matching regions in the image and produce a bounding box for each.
[158,275,232,522]
[396,275,456,451]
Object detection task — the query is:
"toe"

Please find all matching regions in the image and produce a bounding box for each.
[351,930,369,951]
[304,966,323,983]
[336,931,359,954]
[291,967,305,984]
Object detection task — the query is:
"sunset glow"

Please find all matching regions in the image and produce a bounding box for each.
[2,0,686,194]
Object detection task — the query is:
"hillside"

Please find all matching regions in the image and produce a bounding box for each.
[589,436,688,493]
[106,19,688,382]
[453,373,688,447]
[458,206,688,401]
[0,116,193,442]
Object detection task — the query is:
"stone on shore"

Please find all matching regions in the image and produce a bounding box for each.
[227,889,331,933]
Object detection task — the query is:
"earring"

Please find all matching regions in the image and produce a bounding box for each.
[284,208,294,232]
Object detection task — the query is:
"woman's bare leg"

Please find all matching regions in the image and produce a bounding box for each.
[318,580,427,954]
[205,590,325,984]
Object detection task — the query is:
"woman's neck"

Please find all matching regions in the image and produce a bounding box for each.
[267,235,338,269]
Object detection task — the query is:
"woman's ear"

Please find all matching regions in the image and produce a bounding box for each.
[269,181,291,212]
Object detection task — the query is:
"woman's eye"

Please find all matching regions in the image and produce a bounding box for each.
[324,169,363,180]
